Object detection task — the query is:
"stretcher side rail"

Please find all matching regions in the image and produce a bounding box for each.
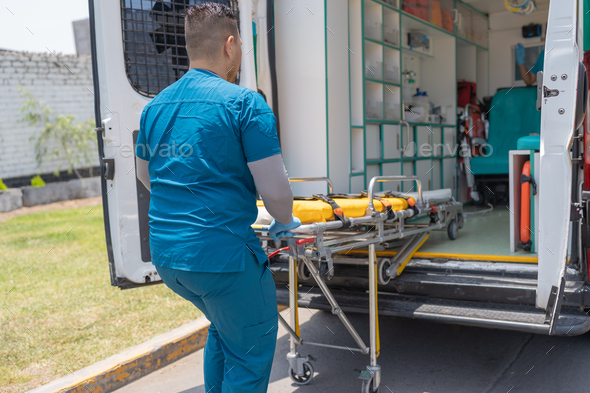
[367,176,423,213]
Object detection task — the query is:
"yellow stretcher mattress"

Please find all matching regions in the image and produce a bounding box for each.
[257,197,409,224]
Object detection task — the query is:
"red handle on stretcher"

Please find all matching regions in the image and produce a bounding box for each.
[267,239,315,258]
[267,247,290,259]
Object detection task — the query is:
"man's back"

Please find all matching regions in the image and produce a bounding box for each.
[136,68,280,272]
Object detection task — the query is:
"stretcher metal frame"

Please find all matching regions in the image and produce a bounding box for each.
[255,176,463,392]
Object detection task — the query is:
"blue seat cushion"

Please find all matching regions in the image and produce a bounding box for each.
[471,87,541,175]
[517,135,540,151]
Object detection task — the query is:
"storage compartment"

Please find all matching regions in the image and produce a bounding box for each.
[384,85,401,121]
[402,0,429,22]
[364,0,383,41]
[472,11,488,48]
[365,60,383,79]
[384,47,400,83]
[456,2,473,41]
[366,124,381,160]
[351,127,365,173]
[400,22,456,125]
[365,81,384,120]
[382,124,402,159]
[383,7,400,46]
[365,40,383,80]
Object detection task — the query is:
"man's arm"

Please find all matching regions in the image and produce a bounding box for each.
[516,43,538,86]
[248,154,293,225]
[136,157,150,191]
[519,64,537,86]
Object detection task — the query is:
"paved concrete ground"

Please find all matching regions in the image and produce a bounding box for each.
[114,307,590,393]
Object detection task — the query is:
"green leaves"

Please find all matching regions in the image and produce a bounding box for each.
[18,87,96,179]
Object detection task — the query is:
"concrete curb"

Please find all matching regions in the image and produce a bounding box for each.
[28,316,211,393]
[22,177,101,208]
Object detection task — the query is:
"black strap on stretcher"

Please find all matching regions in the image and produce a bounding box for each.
[312,194,352,229]
[296,191,419,226]
[380,191,420,216]
[360,191,396,220]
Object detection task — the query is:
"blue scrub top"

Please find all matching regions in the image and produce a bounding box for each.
[531,49,545,74]
[136,68,281,272]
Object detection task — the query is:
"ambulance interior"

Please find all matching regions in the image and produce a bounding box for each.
[269,0,564,264]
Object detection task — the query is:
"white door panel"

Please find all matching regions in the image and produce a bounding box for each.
[92,0,247,287]
[536,0,580,327]
[95,0,153,285]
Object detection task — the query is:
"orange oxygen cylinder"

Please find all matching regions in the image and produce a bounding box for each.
[520,161,531,247]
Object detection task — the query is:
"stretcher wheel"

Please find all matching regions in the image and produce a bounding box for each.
[447,219,458,240]
[377,258,392,285]
[289,362,314,385]
[297,260,312,281]
[457,213,464,229]
[361,378,378,393]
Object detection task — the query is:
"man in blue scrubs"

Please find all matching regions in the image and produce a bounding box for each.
[134,3,301,392]
[516,43,544,86]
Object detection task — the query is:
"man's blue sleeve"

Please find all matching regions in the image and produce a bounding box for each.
[135,106,150,161]
[239,91,281,162]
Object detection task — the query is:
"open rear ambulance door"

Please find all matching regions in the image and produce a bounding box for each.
[537,0,586,333]
[88,0,252,289]
[89,0,159,289]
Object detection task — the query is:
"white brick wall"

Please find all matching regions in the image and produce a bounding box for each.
[0,51,99,180]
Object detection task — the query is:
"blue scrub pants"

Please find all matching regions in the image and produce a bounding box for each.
[155,251,278,393]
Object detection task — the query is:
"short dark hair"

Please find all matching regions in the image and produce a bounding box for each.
[185,2,239,60]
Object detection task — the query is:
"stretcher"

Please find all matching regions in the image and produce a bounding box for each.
[253,176,463,393]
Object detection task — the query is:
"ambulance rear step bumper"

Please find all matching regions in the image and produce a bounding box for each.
[275,286,590,336]
[269,257,590,308]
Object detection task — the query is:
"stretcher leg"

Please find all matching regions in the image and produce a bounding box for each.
[301,256,370,353]
[361,244,381,392]
[286,256,314,385]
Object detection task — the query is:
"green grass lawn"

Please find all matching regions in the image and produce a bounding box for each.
[0,205,202,393]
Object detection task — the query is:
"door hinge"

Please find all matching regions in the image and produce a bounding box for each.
[571,201,585,222]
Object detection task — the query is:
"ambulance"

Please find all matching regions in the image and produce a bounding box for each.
[89,0,590,339]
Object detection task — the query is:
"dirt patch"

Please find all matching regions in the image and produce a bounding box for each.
[0,196,102,223]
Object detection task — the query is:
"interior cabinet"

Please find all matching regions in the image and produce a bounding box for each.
[348,0,487,195]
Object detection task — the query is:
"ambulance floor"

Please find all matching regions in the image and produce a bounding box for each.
[417,204,538,258]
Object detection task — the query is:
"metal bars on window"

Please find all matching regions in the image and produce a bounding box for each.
[120,0,240,97]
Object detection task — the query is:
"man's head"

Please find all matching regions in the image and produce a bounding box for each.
[185,2,241,82]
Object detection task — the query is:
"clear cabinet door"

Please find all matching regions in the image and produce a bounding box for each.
[383,124,401,160]
[415,159,432,191]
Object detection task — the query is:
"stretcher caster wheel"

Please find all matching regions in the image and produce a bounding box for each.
[361,378,378,393]
[447,219,458,240]
[289,362,314,385]
[457,212,464,229]
[297,260,312,281]
[377,258,392,285]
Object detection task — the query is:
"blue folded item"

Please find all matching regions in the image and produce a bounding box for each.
[517,135,541,151]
